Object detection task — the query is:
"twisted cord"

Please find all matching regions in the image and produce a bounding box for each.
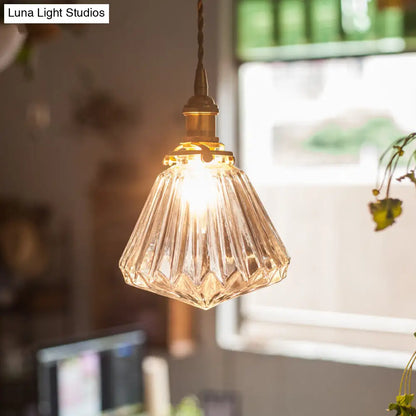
[197,0,204,68]
[193,0,208,96]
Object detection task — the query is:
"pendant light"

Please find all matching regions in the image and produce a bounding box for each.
[119,0,290,310]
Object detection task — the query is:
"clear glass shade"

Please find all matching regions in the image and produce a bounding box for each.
[119,153,290,310]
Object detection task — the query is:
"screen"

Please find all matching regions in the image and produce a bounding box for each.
[57,351,101,416]
[37,328,145,416]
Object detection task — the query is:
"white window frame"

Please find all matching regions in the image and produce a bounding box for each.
[215,0,415,369]
[216,299,416,369]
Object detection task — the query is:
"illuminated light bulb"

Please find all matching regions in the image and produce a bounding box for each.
[119,0,290,309]
[180,159,217,216]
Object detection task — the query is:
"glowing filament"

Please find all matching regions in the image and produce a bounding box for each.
[180,160,217,216]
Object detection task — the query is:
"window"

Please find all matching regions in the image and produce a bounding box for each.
[216,19,416,366]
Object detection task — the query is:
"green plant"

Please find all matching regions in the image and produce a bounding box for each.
[369,132,416,231]
[173,396,204,416]
[1,1,85,77]
[369,137,416,414]
[387,334,416,416]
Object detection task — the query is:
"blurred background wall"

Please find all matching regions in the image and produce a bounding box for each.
[0,1,404,415]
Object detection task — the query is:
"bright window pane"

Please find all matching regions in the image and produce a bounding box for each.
[221,54,416,366]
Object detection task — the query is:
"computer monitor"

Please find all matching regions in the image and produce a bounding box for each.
[36,327,146,416]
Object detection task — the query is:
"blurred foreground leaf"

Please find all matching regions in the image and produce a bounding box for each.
[173,397,203,416]
[369,198,402,231]
[388,395,416,416]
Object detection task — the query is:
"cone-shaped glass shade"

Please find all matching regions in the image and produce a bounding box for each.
[119,149,290,310]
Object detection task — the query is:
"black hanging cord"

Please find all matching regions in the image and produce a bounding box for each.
[194,0,208,97]
[183,0,218,113]
[197,0,204,69]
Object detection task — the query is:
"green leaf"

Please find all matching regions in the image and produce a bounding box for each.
[173,396,203,416]
[388,396,416,416]
[16,43,32,66]
[369,198,403,231]
[389,402,400,412]
[397,395,414,407]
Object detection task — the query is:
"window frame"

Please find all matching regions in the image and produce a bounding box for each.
[215,0,415,369]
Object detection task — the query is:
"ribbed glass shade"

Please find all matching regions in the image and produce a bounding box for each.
[119,153,289,310]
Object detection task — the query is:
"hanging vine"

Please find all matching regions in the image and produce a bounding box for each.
[369,132,416,231]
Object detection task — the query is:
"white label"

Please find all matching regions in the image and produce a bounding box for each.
[3,4,109,24]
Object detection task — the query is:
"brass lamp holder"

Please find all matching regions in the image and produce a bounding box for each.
[164,0,234,166]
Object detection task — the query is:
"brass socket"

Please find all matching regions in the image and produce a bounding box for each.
[183,112,218,142]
